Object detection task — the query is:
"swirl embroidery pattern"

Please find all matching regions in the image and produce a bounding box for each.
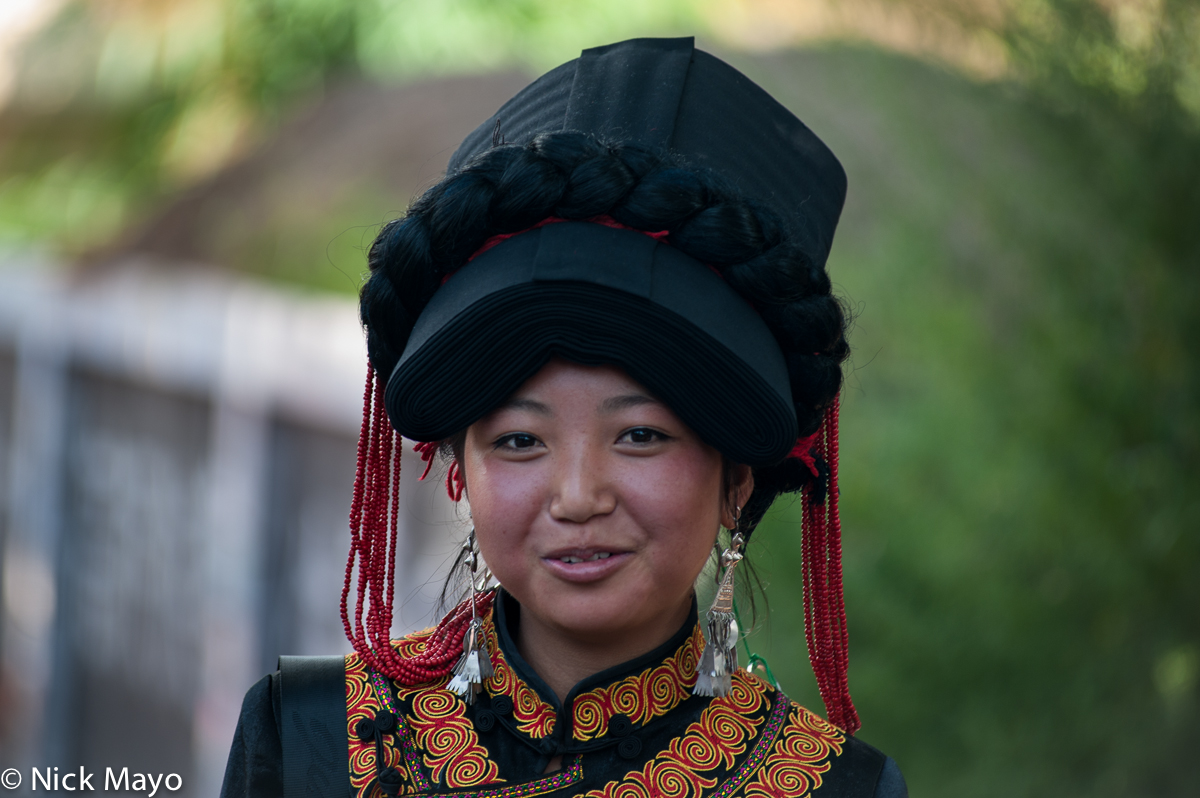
[485,624,557,739]
[370,670,434,792]
[572,625,705,741]
[346,626,503,796]
[583,672,769,798]
[393,626,437,659]
[404,688,502,788]
[736,705,844,798]
[347,654,416,798]
[345,615,846,798]
[422,758,586,798]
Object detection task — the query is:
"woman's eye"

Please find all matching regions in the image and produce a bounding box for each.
[496,433,540,450]
[620,427,668,445]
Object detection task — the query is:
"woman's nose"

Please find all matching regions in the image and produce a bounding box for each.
[548,444,617,522]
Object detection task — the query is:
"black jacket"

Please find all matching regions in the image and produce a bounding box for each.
[222,593,906,798]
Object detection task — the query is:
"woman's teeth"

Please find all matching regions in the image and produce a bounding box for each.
[559,552,612,563]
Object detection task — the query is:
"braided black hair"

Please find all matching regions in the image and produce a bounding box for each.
[361,131,850,533]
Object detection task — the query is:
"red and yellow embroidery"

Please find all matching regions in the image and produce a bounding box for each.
[346,653,415,798]
[484,623,557,739]
[736,704,843,798]
[402,688,503,788]
[346,617,846,798]
[572,625,705,741]
[393,625,437,659]
[346,628,503,796]
[583,672,769,798]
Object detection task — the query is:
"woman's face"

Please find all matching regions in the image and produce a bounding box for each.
[462,358,751,648]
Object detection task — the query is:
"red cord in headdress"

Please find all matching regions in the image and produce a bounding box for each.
[413,440,466,502]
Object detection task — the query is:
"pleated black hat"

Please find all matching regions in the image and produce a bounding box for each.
[384,37,846,466]
[448,37,846,266]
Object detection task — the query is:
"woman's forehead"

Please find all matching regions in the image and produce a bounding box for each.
[493,359,666,414]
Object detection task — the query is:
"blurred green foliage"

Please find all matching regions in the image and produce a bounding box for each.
[741,36,1200,798]
[998,0,1200,119]
[2,1,1197,795]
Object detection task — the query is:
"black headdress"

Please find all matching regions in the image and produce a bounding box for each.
[385,37,845,466]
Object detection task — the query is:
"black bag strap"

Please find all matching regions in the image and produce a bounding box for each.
[279,655,349,798]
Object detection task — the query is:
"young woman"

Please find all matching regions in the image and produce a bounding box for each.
[223,37,906,798]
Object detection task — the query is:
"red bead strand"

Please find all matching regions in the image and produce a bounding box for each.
[801,397,861,735]
[341,366,493,684]
[340,366,375,659]
[826,397,858,732]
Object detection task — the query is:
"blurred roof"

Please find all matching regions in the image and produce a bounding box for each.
[88,71,530,281]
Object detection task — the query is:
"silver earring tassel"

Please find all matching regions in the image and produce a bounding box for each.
[448,530,495,703]
[695,518,745,698]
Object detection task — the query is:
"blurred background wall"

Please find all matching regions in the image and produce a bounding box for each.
[0,1,1196,796]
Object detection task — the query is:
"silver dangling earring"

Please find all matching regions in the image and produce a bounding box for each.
[448,529,495,703]
[695,507,745,698]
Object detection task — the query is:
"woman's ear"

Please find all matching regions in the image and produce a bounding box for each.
[721,464,755,529]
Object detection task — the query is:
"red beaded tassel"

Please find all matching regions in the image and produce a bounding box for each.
[801,396,860,734]
[341,365,492,684]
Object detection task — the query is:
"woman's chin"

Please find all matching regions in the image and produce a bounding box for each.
[515,579,690,646]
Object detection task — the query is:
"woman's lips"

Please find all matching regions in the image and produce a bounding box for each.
[540,548,632,583]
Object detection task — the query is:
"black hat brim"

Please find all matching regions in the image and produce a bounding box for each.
[385,222,797,466]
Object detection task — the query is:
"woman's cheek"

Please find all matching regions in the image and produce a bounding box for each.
[620,449,722,524]
[469,452,545,510]
[469,459,546,571]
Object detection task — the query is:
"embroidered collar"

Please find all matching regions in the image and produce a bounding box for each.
[484,589,705,749]
[345,592,855,798]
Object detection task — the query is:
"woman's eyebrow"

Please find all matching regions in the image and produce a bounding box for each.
[500,397,552,415]
[599,394,660,413]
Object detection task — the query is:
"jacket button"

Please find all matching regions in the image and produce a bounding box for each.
[608,714,633,738]
[617,736,642,760]
[374,710,397,734]
[355,718,376,741]
[378,767,404,796]
[491,695,514,715]
[475,709,496,732]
